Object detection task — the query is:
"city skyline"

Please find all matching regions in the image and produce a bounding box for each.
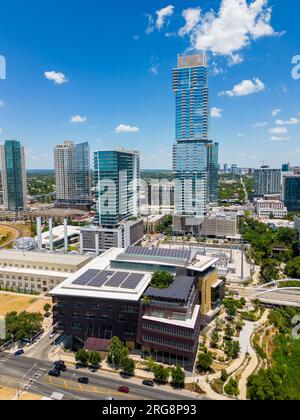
[0,0,299,170]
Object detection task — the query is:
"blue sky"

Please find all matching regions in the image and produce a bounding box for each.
[0,0,299,169]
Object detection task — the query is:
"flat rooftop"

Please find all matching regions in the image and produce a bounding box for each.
[51,248,152,301]
[37,225,81,245]
[0,249,91,266]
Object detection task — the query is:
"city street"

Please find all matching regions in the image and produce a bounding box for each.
[0,351,205,401]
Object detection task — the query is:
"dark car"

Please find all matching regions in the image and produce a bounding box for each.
[54,360,65,366]
[118,386,129,394]
[14,349,24,357]
[78,377,89,385]
[48,369,61,377]
[142,380,155,388]
[54,362,67,372]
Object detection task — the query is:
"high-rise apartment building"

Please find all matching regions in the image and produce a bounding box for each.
[0,140,27,212]
[80,148,143,252]
[254,167,282,197]
[54,141,91,210]
[93,149,140,227]
[172,52,219,234]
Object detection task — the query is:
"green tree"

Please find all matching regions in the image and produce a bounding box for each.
[75,349,89,366]
[171,365,185,389]
[285,257,300,279]
[88,351,101,367]
[153,364,170,384]
[221,369,229,383]
[260,259,280,284]
[107,336,129,368]
[120,357,135,376]
[210,330,220,349]
[151,271,174,289]
[224,378,239,396]
[197,351,213,372]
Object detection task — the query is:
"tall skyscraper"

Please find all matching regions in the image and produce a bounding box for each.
[94,148,140,227]
[254,167,282,197]
[0,140,27,212]
[172,52,219,234]
[283,176,300,212]
[54,141,91,209]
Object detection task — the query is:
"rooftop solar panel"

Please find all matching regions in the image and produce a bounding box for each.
[88,270,114,287]
[72,269,100,286]
[105,271,129,288]
[121,273,144,290]
[125,246,191,261]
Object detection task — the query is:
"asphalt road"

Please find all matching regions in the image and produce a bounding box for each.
[0,351,202,401]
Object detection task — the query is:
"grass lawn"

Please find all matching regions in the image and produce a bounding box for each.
[0,293,51,316]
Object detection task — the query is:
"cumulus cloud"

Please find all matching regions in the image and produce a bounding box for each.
[219,78,265,97]
[254,122,268,127]
[275,117,299,126]
[272,108,281,117]
[115,124,140,134]
[179,7,201,37]
[156,5,174,30]
[182,0,280,63]
[44,71,68,85]
[269,127,288,135]
[70,115,87,123]
[211,107,222,118]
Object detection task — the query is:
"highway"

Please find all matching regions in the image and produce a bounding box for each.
[0,351,202,401]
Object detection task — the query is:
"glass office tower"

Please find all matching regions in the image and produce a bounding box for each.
[54,141,91,209]
[0,140,27,212]
[283,176,300,212]
[172,52,219,233]
[94,149,140,227]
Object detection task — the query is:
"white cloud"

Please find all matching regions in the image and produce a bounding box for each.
[184,0,280,60]
[145,14,155,34]
[272,108,281,117]
[219,78,265,97]
[44,71,68,85]
[269,127,288,135]
[270,136,290,142]
[156,5,174,30]
[275,117,299,126]
[179,7,201,37]
[254,122,267,127]
[148,56,160,76]
[0,100,5,107]
[211,107,222,118]
[115,124,140,134]
[237,133,244,137]
[228,53,244,66]
[70,115,87,123]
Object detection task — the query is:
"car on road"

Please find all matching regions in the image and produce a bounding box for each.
[50,332,56,339]
[118,386,129,394]
[78,377,89,385]
[142,380,155,387]
[14,349,24,357]
[54,363,67,372]
[48,369,61,377]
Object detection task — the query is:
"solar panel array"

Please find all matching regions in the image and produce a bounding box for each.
[121,273,144,290]
[125,246,191,260]
[88,270,114,287]
[72,269,100,286]
[105,271,130,288]
[72,268,145,290]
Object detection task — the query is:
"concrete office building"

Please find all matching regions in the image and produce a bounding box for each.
[51,246,224,370]
[172,52,219,236]
[0,249,92,293]
[255,198,287,219]
[54,141,91,210]
[141,179,175,215]
[201,211,239,239]
[254,167,282,197]
[0,140,27,212]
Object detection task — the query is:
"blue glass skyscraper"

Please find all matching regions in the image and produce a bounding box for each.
[0,140,27,212]
[172,52,219,234]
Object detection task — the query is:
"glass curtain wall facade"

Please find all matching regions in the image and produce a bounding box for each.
[94,149,140,227]
[284,176,300,212]
[0,140,27,212]
[55,141,91,209]
[173,52,219,220]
